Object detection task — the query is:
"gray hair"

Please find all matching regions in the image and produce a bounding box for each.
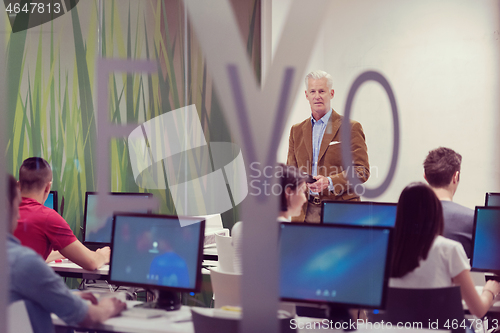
[305,70,333,90]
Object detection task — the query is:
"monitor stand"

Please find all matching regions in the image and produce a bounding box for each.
[327,304,355,332]
[134,290,181,311]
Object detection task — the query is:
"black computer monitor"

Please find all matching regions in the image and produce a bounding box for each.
[83,192,153,249]
[471,207,500,273]
[321,201,397,227]
[44,191,58,213]
[109,213,205,310]
[485,193,500,207]
[279,223,392,321]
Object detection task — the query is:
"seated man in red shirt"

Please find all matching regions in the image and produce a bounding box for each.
[14,157,109,271]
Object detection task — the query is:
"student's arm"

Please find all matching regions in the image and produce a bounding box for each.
[452,269,500,318]
[79,297,126,326]
[45,250,65,263]
[59,240,110,271]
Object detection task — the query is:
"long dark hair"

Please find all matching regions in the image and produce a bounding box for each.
[391,182,444,278]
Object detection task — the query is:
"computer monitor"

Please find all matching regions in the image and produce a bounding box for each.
[279,223,392,320]
[471,207,500,273]
[82,192,153,249]
[321,201,397,227]
[44,191,58,213]
[485,193,500,207]
[109,213,205,310]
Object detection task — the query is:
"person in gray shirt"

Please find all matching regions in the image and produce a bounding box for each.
[5,174,126,332]
[423,147,473,258]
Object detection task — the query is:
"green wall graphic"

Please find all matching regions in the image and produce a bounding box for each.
[5,0,261,236]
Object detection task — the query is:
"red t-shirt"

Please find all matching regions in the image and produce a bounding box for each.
[14,197,77,260]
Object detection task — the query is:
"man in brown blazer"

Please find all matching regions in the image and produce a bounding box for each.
[287,70,370,222]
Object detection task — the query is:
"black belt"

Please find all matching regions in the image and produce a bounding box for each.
[308,195,321,205]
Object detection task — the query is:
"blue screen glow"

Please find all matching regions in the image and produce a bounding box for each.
[472,208,500,271]
[44,193,55,210]
[84,193,151,243]
[322,202,397,227]
[279,224,391,308]
[110,215,203,290]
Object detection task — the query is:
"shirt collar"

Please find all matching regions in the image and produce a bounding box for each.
[311,109,333,126]
[8,234,20,244]
[21,197,41,205]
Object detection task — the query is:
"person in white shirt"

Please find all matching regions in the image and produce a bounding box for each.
[390,182,500,318]
[232,164,308,273]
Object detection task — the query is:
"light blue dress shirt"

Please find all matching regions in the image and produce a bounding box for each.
[7,234,88,333]
[310,109,334,195]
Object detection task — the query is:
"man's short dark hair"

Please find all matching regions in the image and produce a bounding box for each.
[19,157,52,192]
[423,147,462,188]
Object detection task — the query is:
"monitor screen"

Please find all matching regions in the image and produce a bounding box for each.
[279,223,392,309]
[471,207,500,272]
[44,191,58,213]
[321,201,397,227]
[109,213,205,293]
[83,192,152,245]
[485,193,500,207]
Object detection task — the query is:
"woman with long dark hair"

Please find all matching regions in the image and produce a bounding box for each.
[390,182,499,318]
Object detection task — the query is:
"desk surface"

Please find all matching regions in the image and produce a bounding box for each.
[49,261,215,280]
[53,304,451,333]
[466,286,500,313]
[53,302,195,333]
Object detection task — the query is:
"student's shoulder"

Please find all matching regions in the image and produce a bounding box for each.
[434,235,467,258]
[441,200,474,217]
[44,207,69,223]
[435,235,462,247]
[9,241,47,272]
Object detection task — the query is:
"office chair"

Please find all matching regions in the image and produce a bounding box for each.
[369,286,466,333]
[191,307,296,333]
[210,268,241,308]
[215,234,235,273]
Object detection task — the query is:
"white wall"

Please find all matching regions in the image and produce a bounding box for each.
[275,0,500,208]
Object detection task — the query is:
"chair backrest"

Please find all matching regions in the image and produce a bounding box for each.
[210,268,241,308]
[191,308,296,333]
[215,234,235,273]
[191,308,239,333]
[8,300,34,333]
[369,286,465,333]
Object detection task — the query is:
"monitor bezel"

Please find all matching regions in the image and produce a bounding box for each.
[108,212,206,294]
[320,200,397,227]
[46,190,58,213]
[82,191,153,247]
[485,192,500,207]
[278,222,393,310]
[471,206,500,273]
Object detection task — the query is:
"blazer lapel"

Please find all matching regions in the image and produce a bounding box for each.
[302,119,313,165]
[318,110,342,162]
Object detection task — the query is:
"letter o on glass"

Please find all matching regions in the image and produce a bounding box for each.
[341,71,400,198]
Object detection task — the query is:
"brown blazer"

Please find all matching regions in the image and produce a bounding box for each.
[287,109,370,222]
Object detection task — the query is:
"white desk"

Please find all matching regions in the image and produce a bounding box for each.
[52,304,451,333]
[53,302,195,333]
[463,286,500,313]
[48,261,110,279]
[49,261,216,280]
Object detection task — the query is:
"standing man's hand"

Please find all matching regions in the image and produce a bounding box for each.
[307,175,330,193]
